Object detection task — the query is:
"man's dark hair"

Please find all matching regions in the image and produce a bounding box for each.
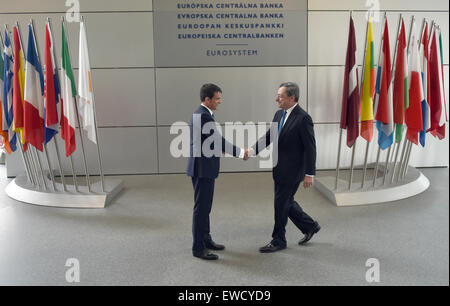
[279,82,300,102]
[200,83,222,102]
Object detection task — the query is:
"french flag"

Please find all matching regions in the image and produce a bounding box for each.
[44,23,60,144]
[24,24,45,152]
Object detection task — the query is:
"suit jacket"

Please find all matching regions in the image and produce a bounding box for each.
[253,104,316,184]
[186,105,240,179]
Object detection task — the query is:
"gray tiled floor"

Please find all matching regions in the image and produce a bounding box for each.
[0,166,448,286]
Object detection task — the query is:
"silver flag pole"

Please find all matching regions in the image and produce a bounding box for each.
[402,20,429,180]
[371,12,387,187]
[11,23,42,187]
[46,17,68,192]
[349,13,370,190]
[0,30,34,185]
[382,146,392,185]
[81,15,105,192]
[397,16,416,181]
[388,14,404,183]
[62,16,91,192]
[29,19,57,191]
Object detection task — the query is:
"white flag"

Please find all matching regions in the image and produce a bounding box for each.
[78,21,97,144]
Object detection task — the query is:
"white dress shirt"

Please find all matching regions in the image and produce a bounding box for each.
[201,103,245,159]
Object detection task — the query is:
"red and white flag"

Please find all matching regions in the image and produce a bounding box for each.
[340,15,360,148]
[405,19,424,145]
[428,25,447,139]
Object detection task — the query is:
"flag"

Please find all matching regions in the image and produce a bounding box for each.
[2,31,16,152]
[44,23,60,144]
[360,18,375,142]
[24,24,45,152]
[78,20,97,144]
[428,26,447,139]
[340,16,360,148]
[437,27,448,138]
[0,40,12,154]
[419,22,431,147]
[60,22,77,157]
[13,27,26,150]
[405,19,424,145]
[393,17,408,143]
[374,17,394,150]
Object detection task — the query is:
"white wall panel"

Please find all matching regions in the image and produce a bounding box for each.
[0,12,154,68]
[6,127,158,177]
[309,0,449,11]
[73,68,156,127]
[308,11,449,66]
[309,66,347,123]
[0,0,152,13]
[156,67,307,126]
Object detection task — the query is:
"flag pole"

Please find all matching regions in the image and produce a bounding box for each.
[62,16,92,192]
[335,128,343,190]
[361,14,377,189]
[350,12,370,190]
[402,18,429,180]
[387,14,403,184]
[11,23,42,188]
[10,24,36,186]
[402,141,413,178]
[335,11,352,190]
[382,145,392,184]
[0,29,34,185]
[9,25,43,189]
[81,15,105,192]
[29,19,57,191]
[372,12,387,187]
[397,15,416,180]
[46,17,68,192]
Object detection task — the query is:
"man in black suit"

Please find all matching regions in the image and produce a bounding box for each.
[187,83,248,260]
[250,82,320,253]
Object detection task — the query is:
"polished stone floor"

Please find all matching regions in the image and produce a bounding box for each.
[0,165,448,286]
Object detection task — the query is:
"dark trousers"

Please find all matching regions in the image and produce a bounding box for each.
[271,180,316,247]
[191,177,215,252]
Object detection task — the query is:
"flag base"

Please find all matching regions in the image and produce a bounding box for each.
[315,165,430,206]
[5,173,124,208]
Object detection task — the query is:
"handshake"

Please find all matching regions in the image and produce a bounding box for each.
[242,148,254,161]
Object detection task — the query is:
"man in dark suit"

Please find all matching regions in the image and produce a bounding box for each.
[250,82,320,253]
[187,83,248,260]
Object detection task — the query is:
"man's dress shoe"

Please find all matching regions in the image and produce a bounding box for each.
[205,240,225,251]
[259,242,286,253]
[193,249,219,260]
[298,222,321,245]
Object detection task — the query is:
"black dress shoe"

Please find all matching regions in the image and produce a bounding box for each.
[259,242,286,253]
[193,249,219,260]
[298,222,321,245]
[205,240,225,251]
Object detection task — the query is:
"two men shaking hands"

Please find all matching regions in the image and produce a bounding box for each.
[187,82,319,260]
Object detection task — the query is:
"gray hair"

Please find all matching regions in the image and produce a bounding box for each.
[279,82,299,102]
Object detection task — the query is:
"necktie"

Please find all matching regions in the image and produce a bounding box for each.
[278,111,287,138]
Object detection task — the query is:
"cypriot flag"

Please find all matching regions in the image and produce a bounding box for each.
[78,20,97,144]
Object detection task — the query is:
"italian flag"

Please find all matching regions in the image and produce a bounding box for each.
[60,22,77,157]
